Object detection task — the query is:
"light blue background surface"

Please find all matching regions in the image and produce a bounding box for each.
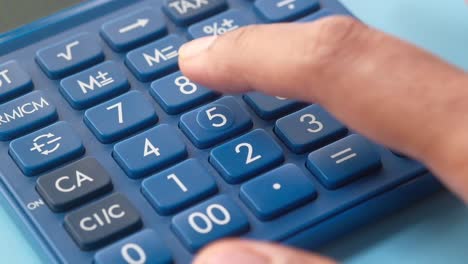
[0,0,467,263]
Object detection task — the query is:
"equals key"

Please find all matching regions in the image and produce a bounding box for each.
[306,134,382,189]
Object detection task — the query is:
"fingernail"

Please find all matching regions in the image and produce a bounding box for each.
[197,247,270,264]
[179,36,217,59]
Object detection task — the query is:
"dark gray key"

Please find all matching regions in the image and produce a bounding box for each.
[36,157,112,212]
[64,193,142,250]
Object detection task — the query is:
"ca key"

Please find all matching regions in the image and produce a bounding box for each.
[36,157,113,212]
[64,193,142,250]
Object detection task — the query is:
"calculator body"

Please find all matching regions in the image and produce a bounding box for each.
[0,1,441,263]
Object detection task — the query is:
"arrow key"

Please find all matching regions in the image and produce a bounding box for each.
[101,8,167,52]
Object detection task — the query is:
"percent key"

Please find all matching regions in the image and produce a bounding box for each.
[188,10,254,39]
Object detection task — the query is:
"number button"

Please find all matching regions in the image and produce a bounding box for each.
[275,105,348,153]
[150,71,217,114]
[240,164,317,220]
[84,91,158,143]
[179,96,252,148]
[172,195,249,252]
[113,124,187,179]
[306,134,382,189]
[94,230,172,264]
[142,159,218,215]
[243,92,303,120]
[210,129,284,183]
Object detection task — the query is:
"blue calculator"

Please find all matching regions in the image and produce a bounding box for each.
[0,1,441,263]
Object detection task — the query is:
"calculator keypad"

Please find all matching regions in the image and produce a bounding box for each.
[0,1,432,263]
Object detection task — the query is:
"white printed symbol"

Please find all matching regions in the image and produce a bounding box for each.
[203,19,239,36]
[30,133,62,155]
[330,147,357,164]
[275,96,287,100]
[143,46,178,66]
[277,0,296,10]
[77,71,114,94]
[57,41,80,61]
[168,0,210,15]
[273,183,282,190]
[119,18,149,34]
[0,69,11,87]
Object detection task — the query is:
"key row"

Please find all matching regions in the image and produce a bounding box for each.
[60,154,381,255]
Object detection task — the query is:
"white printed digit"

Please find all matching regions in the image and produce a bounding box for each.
[300,114,324,133]
[205,107,227,128]
[188,204,231,234]
[143,138,160,157]
[121,243,146,264]
[167,173,188,192]
[235,143,262,164]
[175,76,198,95]
[106,102,124,124]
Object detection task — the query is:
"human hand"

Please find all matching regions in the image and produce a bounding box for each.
[178,16,468,264]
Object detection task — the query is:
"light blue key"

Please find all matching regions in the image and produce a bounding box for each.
[36,33,104,79]
[179,96,252,148]
[172,195,249,252]
[94,230,172,264]
[240,164,317,220]
[113,124,187,179]
[255,0,320,22]
[101,8,167,52]
[188,10,254,39]
[9,121,85,176]
[0,91,58,141]
[275,105,348,153]
[142,159,218,215]
[306,134,382,189]
[150,71,217,114]
[243,92,303,120]
[210,129,284,183]
[0,61,33,102]
[84,91,158,143]
[60,61,130,110]
[126,34,185,82]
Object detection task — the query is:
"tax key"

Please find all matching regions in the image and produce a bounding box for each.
[0,60,33,102]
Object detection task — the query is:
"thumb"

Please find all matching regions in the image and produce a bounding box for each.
[193,239,336,264]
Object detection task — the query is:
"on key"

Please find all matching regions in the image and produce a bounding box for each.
[64,193,142,250]
[36,157,113,212]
